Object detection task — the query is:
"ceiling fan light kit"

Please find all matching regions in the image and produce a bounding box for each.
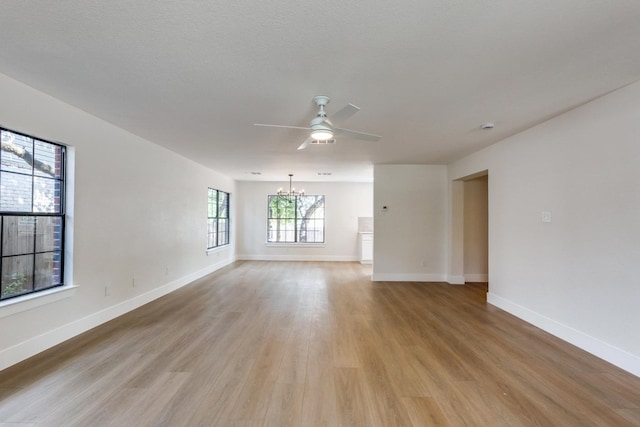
[310,128,333,141]
[255,95,381,150]
[311,139,336,145]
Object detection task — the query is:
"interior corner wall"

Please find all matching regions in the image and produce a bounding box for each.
[0,73,236,371]
[373,164,447,281]
[235,180,372,261]
[448,81,640,377]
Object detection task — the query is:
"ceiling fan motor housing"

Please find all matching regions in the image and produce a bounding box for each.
[313,95,330,107]
[310,97,333,140]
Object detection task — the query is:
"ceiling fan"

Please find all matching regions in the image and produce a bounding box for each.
[254,95,381,150]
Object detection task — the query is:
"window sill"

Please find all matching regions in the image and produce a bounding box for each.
[0,284,78,318]
[206,244,229,255]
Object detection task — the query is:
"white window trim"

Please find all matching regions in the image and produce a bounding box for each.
[0,284,78,318]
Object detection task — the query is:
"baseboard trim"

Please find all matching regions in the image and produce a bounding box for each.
[371,273,447,282]
[464,274,488,283]
[236,255,358,262]
[487,292,640,378]
[0,257,235,372]
[446,275,466,285]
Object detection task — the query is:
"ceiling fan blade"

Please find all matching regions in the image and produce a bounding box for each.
[330,103,360,124]
[334,127,381,142]
[297,137,312,150]
[254,123,310,131]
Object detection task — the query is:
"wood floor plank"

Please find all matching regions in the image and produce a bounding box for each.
[401,396,450,427]
[299,311,339,426]
[333,367,376,427]
[1,261,639,426]
[103,372,191,427]
[262,382,305,427]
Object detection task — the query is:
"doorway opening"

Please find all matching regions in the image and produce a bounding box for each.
[450,171,489,293]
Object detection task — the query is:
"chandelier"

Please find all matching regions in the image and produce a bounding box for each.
[277,174,304,201]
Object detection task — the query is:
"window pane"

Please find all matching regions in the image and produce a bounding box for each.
[268,195,295,220]
[35,216,63,252]
[1,255,34,298]
[297,218,325,243]
[268,218,295,243]
[208,189,217,217]
[267,219,277,242]
[3,216,35,256]
[218,219,228,245]
[0,172,33,212]
[267,195,277,217]
[298,195,325,218]
[1,131,34,174]
[218,192,228,218]
[35,252,62,289]
[208,219,217,248]
[33,177,61,213]
[34,140,63,178]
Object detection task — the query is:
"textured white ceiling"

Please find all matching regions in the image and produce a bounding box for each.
[1,1,640,182]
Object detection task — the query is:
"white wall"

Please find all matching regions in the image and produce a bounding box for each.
[463,176,488,282]
[3,68,638,378]
[235,180,372,261]
[373,165,448,281]
[449,81,640,376]
[0,73,236,371]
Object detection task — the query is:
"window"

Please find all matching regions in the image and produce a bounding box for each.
[267,195,325,243]
[207,188,229,249]
[0,128,65,301]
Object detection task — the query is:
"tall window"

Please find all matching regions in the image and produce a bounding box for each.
[267,195,325,243]
[0,128,65,301]
[207,188,229,249]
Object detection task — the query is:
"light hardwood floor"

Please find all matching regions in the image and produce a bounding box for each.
[1,261,639,426]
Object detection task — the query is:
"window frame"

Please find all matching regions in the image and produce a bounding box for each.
[267,194,325,244]
[207,188,230,250]
[0,127,66,302]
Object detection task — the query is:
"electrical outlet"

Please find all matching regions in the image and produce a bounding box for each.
[105,285,111,296]
[541,211,552,223]
[132,277,136,288]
